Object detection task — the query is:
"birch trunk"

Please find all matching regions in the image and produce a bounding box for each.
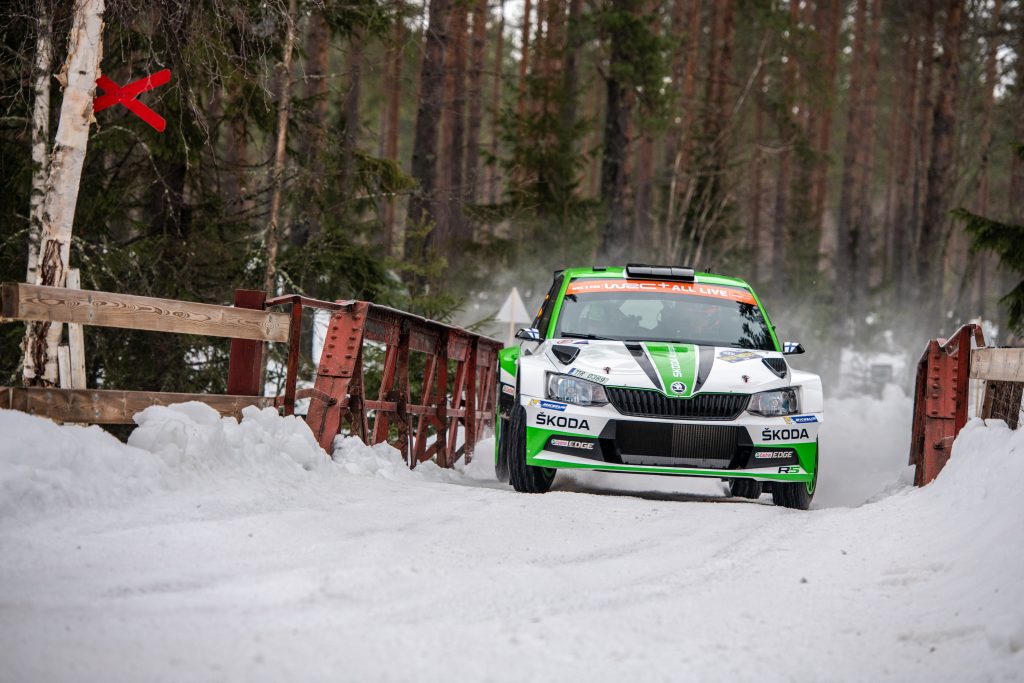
[263,0,298,295]
[27,0,53,287]
[23,0,104,387]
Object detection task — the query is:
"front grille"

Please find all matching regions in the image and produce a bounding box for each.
[606,388,749,420]
[615,422,744,468]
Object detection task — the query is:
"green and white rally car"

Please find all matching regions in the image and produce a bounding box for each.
[494,265,822,509]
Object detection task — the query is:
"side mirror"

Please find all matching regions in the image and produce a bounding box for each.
[783,341,805,355]
[515,327,542,342]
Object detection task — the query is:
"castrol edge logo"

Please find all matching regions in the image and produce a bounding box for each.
[565,279,756,304]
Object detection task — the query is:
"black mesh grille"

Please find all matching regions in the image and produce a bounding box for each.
[762,357,788,377]
[616,422,743,468]
[606,389,749,420]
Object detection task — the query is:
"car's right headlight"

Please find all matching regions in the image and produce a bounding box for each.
[547,373,609,406]
[747,387,800,417]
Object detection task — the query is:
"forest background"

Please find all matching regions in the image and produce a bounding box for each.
[1,0,1022,393]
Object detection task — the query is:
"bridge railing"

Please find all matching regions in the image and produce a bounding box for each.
[0,282,500,468]
[909,324,1024,485]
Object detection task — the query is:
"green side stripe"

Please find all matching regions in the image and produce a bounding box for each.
[642,342,698,397]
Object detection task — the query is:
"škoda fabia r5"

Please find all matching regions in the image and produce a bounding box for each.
[494,265,822,509]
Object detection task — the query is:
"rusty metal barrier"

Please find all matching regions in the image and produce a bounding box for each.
[908,323,986,486]
[272,298,501,467]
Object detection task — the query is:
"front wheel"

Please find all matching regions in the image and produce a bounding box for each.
[508,404,555,494]
[772,442,818,510]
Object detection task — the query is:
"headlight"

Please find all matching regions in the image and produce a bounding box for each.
[547,373,609,406]
[748,387,800,417]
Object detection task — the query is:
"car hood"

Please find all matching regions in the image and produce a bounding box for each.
[541,339,788,396]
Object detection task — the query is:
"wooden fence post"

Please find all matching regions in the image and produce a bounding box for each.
[66,269,86,388]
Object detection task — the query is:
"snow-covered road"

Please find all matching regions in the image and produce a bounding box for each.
[1,390,1022,682]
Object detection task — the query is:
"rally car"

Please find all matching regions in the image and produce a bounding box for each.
[494,265,822,509]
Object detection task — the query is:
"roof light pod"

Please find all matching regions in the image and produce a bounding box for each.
[625,264,695,281]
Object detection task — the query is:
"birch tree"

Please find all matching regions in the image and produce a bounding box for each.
[26,0,53,287]
[23,0,105,387]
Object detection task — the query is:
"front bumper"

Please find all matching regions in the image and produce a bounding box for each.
[519,394,819,483]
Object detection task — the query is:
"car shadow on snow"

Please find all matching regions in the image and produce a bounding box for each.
[549,472,774,506]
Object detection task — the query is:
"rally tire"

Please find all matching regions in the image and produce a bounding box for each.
[729,478,763,499]
[495,417,511,483]
[508,404,555,494]
[771,442,818,510]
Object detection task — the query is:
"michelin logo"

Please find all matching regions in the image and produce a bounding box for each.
[783,415,818,424]
[528,398,568,412]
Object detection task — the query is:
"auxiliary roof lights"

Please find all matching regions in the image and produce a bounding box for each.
[624,264,696,281]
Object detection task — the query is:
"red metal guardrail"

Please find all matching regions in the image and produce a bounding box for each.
[908,323,986,486]
[247,295,502,468]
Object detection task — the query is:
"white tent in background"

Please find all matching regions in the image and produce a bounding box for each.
[495,287,532,346]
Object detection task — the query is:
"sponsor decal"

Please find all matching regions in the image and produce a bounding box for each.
[783,414,818,424]
[565,279,757,305]
[761,427,810,441]
[567,368,609,384]
[550,438,595,451]
[753,450,790,459]
[667,345,684,378]
[554,339,590,345]
[501,384,515,396]
[777,466,801,474]
[717,349,760,363]
[536,413,591,430]
[528,397,569,409]
[646,342,696,397]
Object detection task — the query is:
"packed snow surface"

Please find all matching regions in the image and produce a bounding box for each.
[1,390,1022,682]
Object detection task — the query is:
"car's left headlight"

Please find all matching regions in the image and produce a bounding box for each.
[547,373,609,406]
[748,387,800,417]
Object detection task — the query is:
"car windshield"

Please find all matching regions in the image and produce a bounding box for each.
[553,278,775,350]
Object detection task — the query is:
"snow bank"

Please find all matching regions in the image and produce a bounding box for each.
[0,403,488,524]
[0,403,330,524]
[869,417,1024,657]
[129,403,328,476]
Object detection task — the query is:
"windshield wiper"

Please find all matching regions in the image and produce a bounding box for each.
[559,331,612,340]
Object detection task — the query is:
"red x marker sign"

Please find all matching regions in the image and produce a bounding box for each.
[93,69,171,132]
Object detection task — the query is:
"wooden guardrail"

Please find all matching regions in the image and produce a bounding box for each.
[0,387,274,424]
[1,282,288,423]
[972,347,1024,430]
[1,283,290,342]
